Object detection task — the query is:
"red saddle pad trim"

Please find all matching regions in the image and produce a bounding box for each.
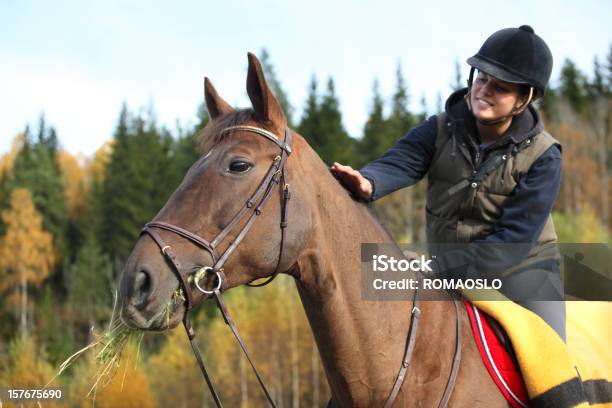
[464,301,529,408]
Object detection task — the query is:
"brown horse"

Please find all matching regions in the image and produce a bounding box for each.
[118,53,509,407]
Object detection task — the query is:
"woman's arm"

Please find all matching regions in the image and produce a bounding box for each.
[359,115,438,201]
[330,115,438,201]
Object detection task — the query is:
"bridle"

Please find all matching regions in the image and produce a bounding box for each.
[142,125,292,407]
[140,125,462,408]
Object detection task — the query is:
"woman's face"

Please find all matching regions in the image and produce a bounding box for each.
[469,70,527,122]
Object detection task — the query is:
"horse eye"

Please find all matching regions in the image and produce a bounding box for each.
[229,160,252,173]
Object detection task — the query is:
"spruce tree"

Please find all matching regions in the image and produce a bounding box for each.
[67,231,113,331]
[540,88,559,121]
[260,48,294,127]
[297,76,324,154]
[380,64,417,242]
[167,103,209,186]
[559,59,588,113]
[318,77,355,166]
[9,116,67,268]
[451,59,464,92]
[101,104,175,263]
[388,63,415,141]
[357,79,390,167]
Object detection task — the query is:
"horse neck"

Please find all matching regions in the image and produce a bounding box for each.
[290,138,416,400]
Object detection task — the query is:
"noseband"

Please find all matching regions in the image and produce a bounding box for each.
[141,125,292,407]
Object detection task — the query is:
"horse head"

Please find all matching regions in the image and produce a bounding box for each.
[118,53,311,331]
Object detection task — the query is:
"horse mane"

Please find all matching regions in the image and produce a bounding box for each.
[197,108,255,153]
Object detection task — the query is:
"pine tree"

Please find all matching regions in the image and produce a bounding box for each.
[451,59,464,92]
[606,44,612,95]
[559,59,588,113]
[317,77,355,166]
[9,116,67,258]
[540,88,559,121]
[101,104,133,260]
[376,64,418,242]
[260,48,294,127]
[589,56,606,97]
[166,103,209,187]
[39,284,74,364]
[356,79,390,166]
[101,104,175,262]
[67,231,113,330]
[297,75,323,152]
[388,62,415,136]
[435,92,443,114]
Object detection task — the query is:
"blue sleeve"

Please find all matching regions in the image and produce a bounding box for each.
[433,144,562,275]
[360,115,437,201]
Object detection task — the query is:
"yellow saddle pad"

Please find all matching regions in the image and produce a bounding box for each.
[466,292,611,407]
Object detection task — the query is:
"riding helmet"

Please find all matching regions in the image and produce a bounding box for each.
[467,25,553,98]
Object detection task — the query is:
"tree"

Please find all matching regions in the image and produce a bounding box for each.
[0,188,54,337]
[39,284,75,365]
[540,87,559,122]
[388,62,415,137]
[297,76,324,152]
[451,59,464,92]
[8,116,67,272]
[166,103,208,189]
[317,77,355,165]
[381,64,418,242]
[67,232,113,330]
[356,79,390,167]
[101,104,174,262]
[297,75,356,165]
[260,48,294,127]
[559,59,588,114]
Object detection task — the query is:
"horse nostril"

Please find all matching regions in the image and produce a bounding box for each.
[133,269,152,308]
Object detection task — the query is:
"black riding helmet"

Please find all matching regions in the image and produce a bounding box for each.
[467,25,553,100]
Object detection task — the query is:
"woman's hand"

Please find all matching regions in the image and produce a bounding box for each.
[329,162,373,200]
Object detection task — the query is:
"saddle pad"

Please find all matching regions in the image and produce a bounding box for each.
[465,292,612,408]
[465,301,529,408]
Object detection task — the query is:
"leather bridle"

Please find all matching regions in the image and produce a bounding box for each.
[142,125,292,407]
[139,125,462,407]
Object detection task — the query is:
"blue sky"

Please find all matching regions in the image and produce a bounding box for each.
[1,0,610,155]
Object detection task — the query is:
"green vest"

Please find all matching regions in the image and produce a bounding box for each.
[426,113,561,246]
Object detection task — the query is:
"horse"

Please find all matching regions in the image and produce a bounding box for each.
[118,53,509,407]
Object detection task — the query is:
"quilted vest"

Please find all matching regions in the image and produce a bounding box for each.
[426,112,561,246]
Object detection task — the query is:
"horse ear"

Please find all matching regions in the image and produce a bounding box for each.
[246,52,286,129]
[204,77,234,120]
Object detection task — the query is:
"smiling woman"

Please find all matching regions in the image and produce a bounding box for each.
[330,25,567,342]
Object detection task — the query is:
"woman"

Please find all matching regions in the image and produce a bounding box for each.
[330,25,566,340]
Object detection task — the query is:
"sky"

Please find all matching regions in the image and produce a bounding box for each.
[1,0,611,156]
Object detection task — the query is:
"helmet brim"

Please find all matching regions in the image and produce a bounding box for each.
[467,55,531,86]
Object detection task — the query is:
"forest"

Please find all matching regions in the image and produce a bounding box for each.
[0,48,610,407]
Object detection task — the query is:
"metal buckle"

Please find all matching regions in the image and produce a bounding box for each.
[161,245,171,255]
[194,266,223,294]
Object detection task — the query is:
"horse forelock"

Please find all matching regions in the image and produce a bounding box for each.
[197,108,255,154]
